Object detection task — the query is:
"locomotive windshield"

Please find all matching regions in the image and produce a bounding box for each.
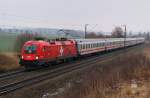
[24,45,37,54]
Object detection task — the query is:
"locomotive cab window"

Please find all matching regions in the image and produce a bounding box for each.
[24,45,37,54]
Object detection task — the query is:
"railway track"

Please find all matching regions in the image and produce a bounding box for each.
[0,45,144,96]
[0,69,25,80]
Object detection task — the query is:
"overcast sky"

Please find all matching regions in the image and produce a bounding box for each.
[0,0,150,32]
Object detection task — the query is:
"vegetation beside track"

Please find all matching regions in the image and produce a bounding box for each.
[0,53,19,72]
[1,44,149,98]
[52,45,150,98]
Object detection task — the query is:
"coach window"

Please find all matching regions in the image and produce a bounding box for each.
[86,44,88,49]
[78,45,81,50]
[83,44,85,49]
[88,44,90,48]
[80,44,82,50]
[80,45,81,49]
[105,42,107,46]
[100,43,102,46]
[82,44,84,49]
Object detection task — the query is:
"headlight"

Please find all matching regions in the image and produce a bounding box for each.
[22,56,24,59]
[36,56,39,60]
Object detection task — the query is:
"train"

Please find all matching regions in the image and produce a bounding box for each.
[19,37,145,68]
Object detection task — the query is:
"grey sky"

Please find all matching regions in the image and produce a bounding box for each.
[0,0,150,32]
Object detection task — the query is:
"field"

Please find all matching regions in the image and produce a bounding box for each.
[0,33,17,52]
[53,45,150,98]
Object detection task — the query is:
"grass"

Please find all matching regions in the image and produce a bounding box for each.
[51,46,150,98]
[0,53,19,72]
[0,33,17,52]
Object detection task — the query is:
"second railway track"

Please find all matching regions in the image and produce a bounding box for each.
[0,69,25,80]
[0,45,144,96]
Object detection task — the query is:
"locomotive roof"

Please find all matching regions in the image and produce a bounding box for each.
[24,40,49,46]
[24,39,76,46]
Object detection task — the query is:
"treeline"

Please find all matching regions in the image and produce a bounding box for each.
[87,26,150,40]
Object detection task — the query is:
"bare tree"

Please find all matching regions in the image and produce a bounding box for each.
[111,27,124,38]
[86,32,105,38]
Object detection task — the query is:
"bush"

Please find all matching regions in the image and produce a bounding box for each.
[0,53,19,71]
[53,52,150,98]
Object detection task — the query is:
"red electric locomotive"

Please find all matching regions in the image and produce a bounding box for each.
[20,39,78,68]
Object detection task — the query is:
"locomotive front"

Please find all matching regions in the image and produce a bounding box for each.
[19,41,46,68]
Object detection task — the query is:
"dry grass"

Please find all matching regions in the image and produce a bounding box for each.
[52,48,150,98]
[0,53,19,72]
